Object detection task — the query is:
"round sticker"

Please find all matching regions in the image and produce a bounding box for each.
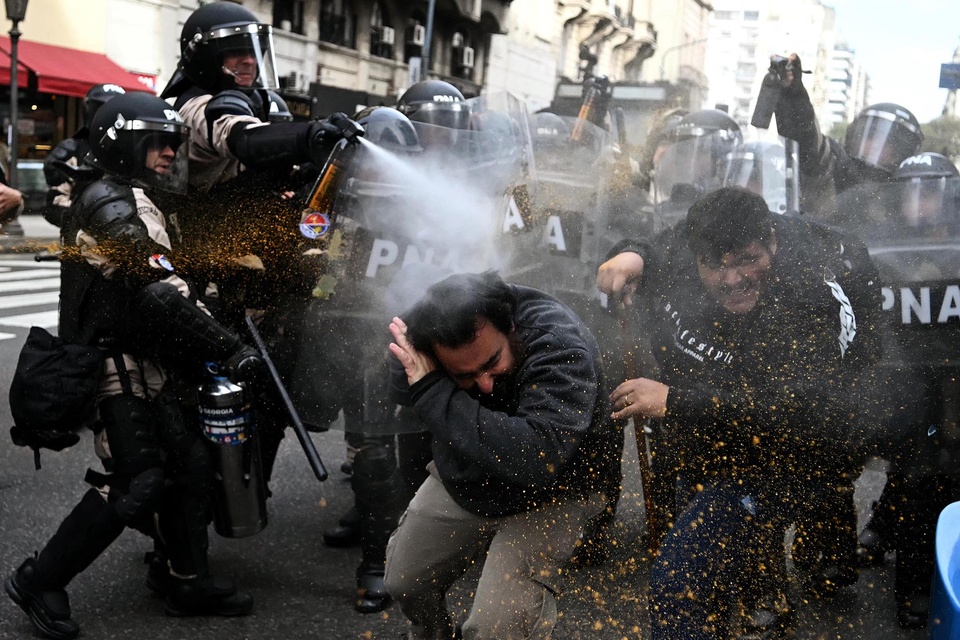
[150,254,175,271]
[300,211,331,239]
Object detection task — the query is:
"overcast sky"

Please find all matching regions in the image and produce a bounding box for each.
[829,0,960,123]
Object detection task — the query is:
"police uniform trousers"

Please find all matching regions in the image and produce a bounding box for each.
[385,465,605,640]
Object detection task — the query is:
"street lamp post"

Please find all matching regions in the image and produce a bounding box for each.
[658,37,712,82]
[5,0,28,189]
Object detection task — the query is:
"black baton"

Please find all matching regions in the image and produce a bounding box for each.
[244,315,328,482]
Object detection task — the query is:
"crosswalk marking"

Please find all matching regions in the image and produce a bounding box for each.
[0,310,58,328]
[0,270,61,282]
[0,262,60,340]
[0,277,60,293]
[0,259,59,269]
[0,291,59,311]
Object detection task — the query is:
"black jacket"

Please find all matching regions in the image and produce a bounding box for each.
[615,214,883,483]
[392,285,624,517]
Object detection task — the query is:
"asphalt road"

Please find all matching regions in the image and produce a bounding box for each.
[0,249,936,640]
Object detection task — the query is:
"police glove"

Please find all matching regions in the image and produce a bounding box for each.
[307,112,364,164]
[780,53,806,95]
[223,344,264,384]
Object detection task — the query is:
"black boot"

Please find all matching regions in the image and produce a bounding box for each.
[352,442,406,614]
[6,489,124,640]
[145,549,172,597]
[165,575,254,617]
[355,563,392,614]
[323,507,361,548]
[5,559,79,640]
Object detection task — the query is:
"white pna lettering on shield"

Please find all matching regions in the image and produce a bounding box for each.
[365,238,461,278]
[881,285,960,324]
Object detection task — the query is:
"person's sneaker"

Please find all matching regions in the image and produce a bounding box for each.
[165,575,254,617]
[355,563,392,614]
[5,558,80,640]
[897,594,929,630]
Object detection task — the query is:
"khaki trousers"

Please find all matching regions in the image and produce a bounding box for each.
[385,468,604,640]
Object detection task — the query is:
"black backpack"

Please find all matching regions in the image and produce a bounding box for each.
[9,326,104,468]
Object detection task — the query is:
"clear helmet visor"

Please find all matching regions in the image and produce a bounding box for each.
[208,23,279,90]
[404,101,471,131]
[722,129,800,214]
[900,177,959,229]
[136,128,191,194]
[847,112,921,173]
[653,129,738,206]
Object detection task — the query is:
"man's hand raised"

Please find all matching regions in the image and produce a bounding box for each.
[389,316,437,386]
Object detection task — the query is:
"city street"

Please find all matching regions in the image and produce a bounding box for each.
[0,251,934,639]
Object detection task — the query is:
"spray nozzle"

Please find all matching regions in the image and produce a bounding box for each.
[328,112,365,145]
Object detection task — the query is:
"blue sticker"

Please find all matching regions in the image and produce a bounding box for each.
[300,211,331,239]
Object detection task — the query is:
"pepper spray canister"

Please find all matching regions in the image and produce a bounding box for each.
[198,366,268,538]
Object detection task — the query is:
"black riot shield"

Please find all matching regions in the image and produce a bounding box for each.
[844,177,960,472]
[289,96,531,435]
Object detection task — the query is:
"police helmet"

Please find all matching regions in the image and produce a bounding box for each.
[895,152,959,180]
[177,1,279,93]
[353,106,422,153]
[83,84,126,131]
[893,151,960,230]
[396,80,470,130]
[87,92,190,192]
[674,109,741,143]
[845,103,923,174]
[653,109,742,206]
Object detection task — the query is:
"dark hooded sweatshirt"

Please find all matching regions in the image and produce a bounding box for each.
[392,285,624,518]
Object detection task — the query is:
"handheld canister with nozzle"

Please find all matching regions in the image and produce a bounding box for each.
[300,135,361,245]
[571,75,611,142]
[751,55,790,129]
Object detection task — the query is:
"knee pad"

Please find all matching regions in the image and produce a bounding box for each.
[113,466,165,524]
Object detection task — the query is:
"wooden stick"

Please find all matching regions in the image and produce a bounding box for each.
[617,301,663,556]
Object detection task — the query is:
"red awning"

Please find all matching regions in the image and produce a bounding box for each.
[0,36,152,98]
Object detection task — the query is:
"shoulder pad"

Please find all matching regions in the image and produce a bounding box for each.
[74,178,139,235]
[205,89,265,122]
[43,139,85,185]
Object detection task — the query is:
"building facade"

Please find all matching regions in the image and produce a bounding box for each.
[703,0,836,129]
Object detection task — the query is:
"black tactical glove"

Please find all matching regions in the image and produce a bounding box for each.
[307,112,365,164]
[780,53,805,95]
[223,344,264,384]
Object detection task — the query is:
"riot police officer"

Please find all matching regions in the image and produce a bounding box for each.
[652,108,742,228]
[772,53,923,219]
[5,92,261,640]
[304,103,435,614]
[159,1,358,192]
[855,151,960,629]
[159,1,364,486]
[42,83,126,227]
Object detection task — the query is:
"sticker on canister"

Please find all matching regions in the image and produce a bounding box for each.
[300,211,331,239]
